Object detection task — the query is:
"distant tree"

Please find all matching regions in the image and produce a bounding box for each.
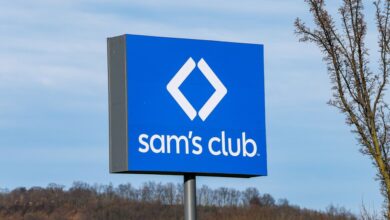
[155,182,165,204]
[259,193,275,207]
[227,189,241,207]
[0,182,357,220]
[163,183,176,205]
[326,204,356,219]
[277,198,290,207]
[242,187,260,206]
[116,183,136,200]
[175,183,184,205]
[198,185,212,206]
[46,183,65,191]
[295,0,390,217]
[140,182,154,202]
[216,187,229,206]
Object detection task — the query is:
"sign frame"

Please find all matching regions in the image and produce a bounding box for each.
[108,34,267,178]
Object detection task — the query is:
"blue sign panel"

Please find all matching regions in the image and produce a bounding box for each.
[108,34,266,177]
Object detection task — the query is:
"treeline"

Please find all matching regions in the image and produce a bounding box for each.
[0,181,356,220]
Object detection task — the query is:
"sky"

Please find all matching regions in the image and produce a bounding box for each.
[0,0,384,215]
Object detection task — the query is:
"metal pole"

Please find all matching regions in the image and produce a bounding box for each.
[184,174,196,220]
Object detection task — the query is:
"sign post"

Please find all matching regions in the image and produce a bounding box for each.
[184,174,196,220]
[107,34,267,220]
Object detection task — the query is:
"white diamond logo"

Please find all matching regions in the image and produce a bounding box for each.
[167,57,228,121]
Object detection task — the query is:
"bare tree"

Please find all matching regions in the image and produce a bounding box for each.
[198,185,213,206]
[140,182,155,203]
[116,183,137,201]
[227,189,241,207]
[175,183,184,205]
[295,0,390,217]
[216,187,229,206]
[0,181,359,219]
[164,183,176,205]
[260,193,275,207]
[241,187,260,207]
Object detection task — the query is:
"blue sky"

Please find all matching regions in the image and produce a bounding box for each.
[0,0,383,214]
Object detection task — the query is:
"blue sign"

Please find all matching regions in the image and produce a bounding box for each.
[108,34,267,177]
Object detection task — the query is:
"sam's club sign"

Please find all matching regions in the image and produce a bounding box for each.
[107,34,267,177]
